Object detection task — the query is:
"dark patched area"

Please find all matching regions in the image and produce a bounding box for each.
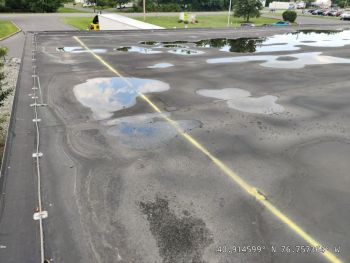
[276,56,298,61]
[139,196,213,263]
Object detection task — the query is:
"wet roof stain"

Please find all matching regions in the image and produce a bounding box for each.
[139,197,213,263]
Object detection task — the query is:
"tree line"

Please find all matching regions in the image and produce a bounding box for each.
[1,0,63,12]
[0,0,260,13]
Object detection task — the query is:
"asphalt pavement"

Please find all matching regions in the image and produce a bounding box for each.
[0,14,89,58]
[1,26,348,263]
[262,12,349,25]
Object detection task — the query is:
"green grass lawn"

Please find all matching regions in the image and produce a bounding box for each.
[133,15,279,28]
[0,19,19,39]
[61,15,279,30]
[61,17,94,30]
[57,6,89,13]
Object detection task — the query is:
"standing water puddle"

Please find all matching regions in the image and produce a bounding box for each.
[168,48,204,56]
[106,113,201,149]
[138,29,350,54]
[74,78,201,149]
[148,63,174,69]
[57,46,107,53]
[115,46,162,54]
[207,52,350,69]
[196,88,284,114]
[73,77,170,120]
[195,30,350,53]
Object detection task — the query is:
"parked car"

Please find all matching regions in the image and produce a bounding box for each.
[83,2,92,7]
[327,10,337,16]
[312,9,325,15]
[340,12,350,20]
[297,2,306,9]
[240,23,255,27]
[308,9,316,13]
[334,10,343,16]
[272,21,291,26]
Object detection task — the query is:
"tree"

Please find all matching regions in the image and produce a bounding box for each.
[338,0,346,8]
[94,0,115,9]
[282,10,297,22]
[4,0,28,11]
[0,47,10,108]
[26,0,63,12]
[234,0,262,22]
[115,0,129,8]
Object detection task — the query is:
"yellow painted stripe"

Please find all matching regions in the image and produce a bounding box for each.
[73,36,343,263]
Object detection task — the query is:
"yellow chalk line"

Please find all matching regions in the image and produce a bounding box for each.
[73,36,342,263]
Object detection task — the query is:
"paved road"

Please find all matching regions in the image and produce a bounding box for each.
[262,12,349,25]
[0,14,92,58]
[2,26,348,263]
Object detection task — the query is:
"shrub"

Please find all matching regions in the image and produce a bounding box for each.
[282,10,297,23]
[0,47,10,107]
[338,0,346,8]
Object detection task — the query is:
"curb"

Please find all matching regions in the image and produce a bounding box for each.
[0,21,22,42]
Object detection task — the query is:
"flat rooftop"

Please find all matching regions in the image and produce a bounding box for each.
[1,26,350,263]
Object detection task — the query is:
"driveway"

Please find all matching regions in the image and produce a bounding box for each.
[0,14,92,58]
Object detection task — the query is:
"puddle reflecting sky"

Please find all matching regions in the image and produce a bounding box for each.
[207,52,350,69]
[73,77,170,120]
[107,113,201,149]
[197,30,350,53]
[73,77,203,149]
[138,29,350,54]
[148,63,174,69]
[57,46,107,53]
[115,46,163,54]
[197,88,284,114]
[255,30,350,53]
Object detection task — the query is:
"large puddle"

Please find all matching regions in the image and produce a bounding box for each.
[74,77,202,149]
[197,88,284,114]
[207,52,350,69]
[107,113,201,149]
[73,77,170,120]
[195,29,350,53]
[138,29,350,54]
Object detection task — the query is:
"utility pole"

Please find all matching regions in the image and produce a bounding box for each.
[143,0,146,21]
[227,0,232,27]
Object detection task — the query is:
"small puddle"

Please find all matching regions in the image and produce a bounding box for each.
[115,46,162,54]
[107,113,201,149]
[207,52,350,69]
[163,44,187,48]
[148,63,174,69]
[139,41,160,46]
[73,77,170,120]
[197,88,284,114]
[139,40,189,46]
[168,48,204,56]
[57,46,107,53]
